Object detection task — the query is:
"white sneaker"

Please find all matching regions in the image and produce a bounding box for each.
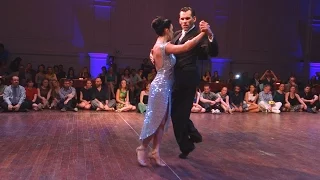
[272,109,280,114]
[215,109,221,114]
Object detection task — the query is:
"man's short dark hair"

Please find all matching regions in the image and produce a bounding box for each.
[264,84,271,88]
[180,7,196,17]
[204,84,210,88]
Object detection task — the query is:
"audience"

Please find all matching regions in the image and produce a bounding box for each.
[284,86,307,112]
[300,85,319,113]
[25,79,41,111]
[1,76,28,112]
[35,64,46,88]
[116,80,136,112]
[91,78,116,111]
[229,85,244,113]
[138,82,150,113]
[1,56,320,116]
[58,79,78,112]
[78,80,93,110]
[199,84,222,113]
[202,71,211,82]
[49,80,60,109]
[191,89,206,113]
[79,67,91,79]
[106,67,117,99]
[216,87,232,113]
[37,79,51,109]
[244,85,259,113]
[273,83,286,111]
[258,84,281,113]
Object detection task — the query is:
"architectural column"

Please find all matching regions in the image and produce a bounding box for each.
[88,53,108,78]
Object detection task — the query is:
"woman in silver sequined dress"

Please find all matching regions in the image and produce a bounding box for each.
[136,16,206,167]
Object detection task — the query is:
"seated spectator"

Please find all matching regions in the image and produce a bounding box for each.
[202,71,211,82]
[122,68,131,84]
[79,67,91,79]
[25,79,41,110]
[49,80,60,109]
[99,66,107,86]
[45,67,58,85]
[138,82,150,113]
[37,79,51,108]
[284,86,307,112]
[260,70,278,90]
[284,76,298,92]
[216,87,232,113]
[258,84,282,113]
[130,69,142,102]
[300,85,319,113]
[229,85,244,112]
[211,71,220,82]
[35,65,46,88]
[273,83,286,111]
[244,85,259,113]
[191,89,205,113]
[78,80,93,110]
[25,63,36,83]
[251,72,260,90]
[56,65,66,80]
[9,57,22,76]
[199,84,222,113]
[106,67,117,99]
[227,72,235,86]
[1,76,28,112]
[58,79,78,112]
[0,43,9,68]
[116,80,136,112]
[147,68,157,82]
[0,77,7,101]
[67,68,77,79]
[91,78,116,111]
[138,69,147,81]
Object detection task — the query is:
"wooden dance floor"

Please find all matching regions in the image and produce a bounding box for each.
[0,111,319,180]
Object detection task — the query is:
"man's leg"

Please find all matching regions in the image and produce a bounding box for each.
[171,83,197,157]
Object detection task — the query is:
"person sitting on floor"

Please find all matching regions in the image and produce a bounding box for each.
[25,79,42,111]
[191,88,206,113]
[1,76,28,112]
[78,80,93,110]
[229,85,244,113]
[244,85,259,113]
[58,79,78,112]
[300,85,319,113]
[258,84,282,113]
[284,86,307,112]
[116,80,136,112]
[199,84,222,113]
[216,87,233,114]
[91,78,116,111]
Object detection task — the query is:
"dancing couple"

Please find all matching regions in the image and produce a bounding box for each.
[136,7,219,166]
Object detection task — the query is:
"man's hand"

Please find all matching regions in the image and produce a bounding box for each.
[64,100,69,105]
[149,49,155,65]
[8,104,13,111]
[14,104,21,111]
[199,20,213,37]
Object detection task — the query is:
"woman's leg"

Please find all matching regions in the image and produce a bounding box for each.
[78,102,86,109]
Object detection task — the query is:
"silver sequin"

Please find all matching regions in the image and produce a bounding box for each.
[139,42,176,140]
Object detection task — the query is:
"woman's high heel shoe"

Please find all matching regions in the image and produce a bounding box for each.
[136,146,148,167]
[149,151,166,167]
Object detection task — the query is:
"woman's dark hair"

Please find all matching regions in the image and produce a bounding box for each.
[151,16,171,36]
[249,84,257,95]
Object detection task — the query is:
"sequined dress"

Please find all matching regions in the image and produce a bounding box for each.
[139,42,176,140]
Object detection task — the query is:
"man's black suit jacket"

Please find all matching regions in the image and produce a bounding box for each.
[171,27,219,86]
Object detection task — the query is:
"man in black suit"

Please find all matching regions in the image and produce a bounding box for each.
[171,7,218,159]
